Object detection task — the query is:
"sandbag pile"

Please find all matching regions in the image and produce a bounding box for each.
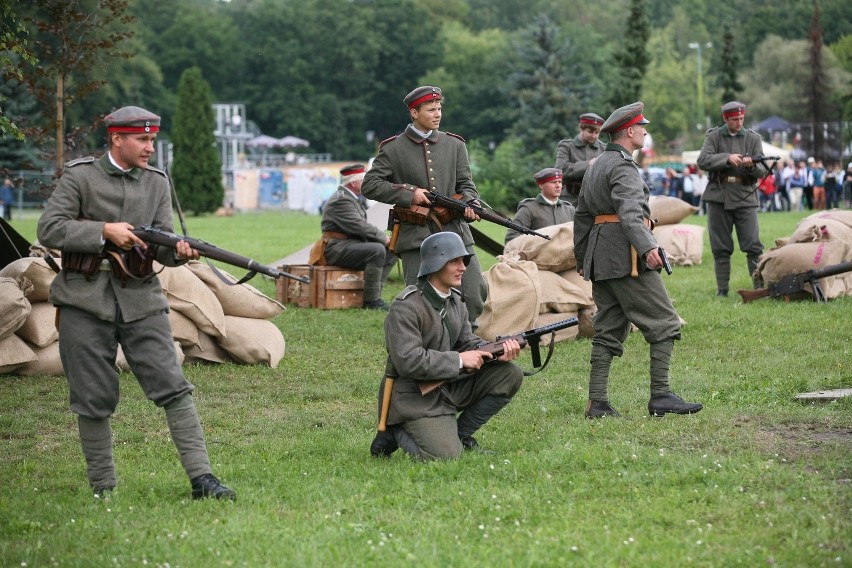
[755,210,852,300]
[478,222,596,344]
[0,257,287,377]
[649,195,704,266]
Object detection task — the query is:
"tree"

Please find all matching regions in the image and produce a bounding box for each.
[170,67,223,215]
[608,0,650,108]
[17,0,134,171]
[0,3,38,142]
[807,1,830,159]
[718,29,744,103]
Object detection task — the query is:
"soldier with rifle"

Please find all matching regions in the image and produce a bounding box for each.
[37,106,235,501]
[362,86,488,326]
[369,232,524,460]
[697,101,770,297]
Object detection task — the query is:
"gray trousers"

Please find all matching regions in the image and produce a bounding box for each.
[399,248,487,326]
[325,241,397,302]
[706,202,763,291]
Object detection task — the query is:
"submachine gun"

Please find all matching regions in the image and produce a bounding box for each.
[738,260,852,303]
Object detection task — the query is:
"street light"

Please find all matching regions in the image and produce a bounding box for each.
[688,41,712,130]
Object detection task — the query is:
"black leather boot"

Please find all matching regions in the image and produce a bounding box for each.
[190,474,236,500]
[584,399,620,418]
[648,392,703,416]
[370,428,398,458]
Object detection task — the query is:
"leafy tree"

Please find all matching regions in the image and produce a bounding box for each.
[608,0,650,109]
[469,137,533,213]
[718,29,744,103]
[807,1,830,159]
[170,67,223,215]
[0,3,37,141]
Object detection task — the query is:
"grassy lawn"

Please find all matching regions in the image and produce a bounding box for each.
[1,208,849,567]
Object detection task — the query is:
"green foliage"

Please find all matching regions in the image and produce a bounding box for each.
[2,209,850,567]
[171,67,223,215]
[469,137,543,213]
[718,30,744,103]
[609,0,651,108]
[0,3,37,142]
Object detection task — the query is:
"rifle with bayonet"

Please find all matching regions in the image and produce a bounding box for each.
[738,260,852,303]
[417,316,579,395]
[126,224,310,284]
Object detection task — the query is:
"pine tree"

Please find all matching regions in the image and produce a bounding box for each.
[170,67,223,215]
[719,29,744,103]
[608,0,650,109]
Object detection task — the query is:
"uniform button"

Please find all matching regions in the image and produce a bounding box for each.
[431,178,435,181]
[432,186,437,190]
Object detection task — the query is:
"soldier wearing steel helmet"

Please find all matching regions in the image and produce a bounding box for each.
[369,232,523,460]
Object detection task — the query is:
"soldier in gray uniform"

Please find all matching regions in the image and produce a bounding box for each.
[369,232,523,460]
[320,163,397,310]
[555,112,606,206]
[37,106,235,500]
[697,101,767,296]
[362,85,488,326]
[505,167,576,244]
[574,102,702,419]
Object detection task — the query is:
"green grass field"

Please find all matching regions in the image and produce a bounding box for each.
[1,208,849,567]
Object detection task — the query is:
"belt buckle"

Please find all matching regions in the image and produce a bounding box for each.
[100,258,112,271]
[726,176,738,183]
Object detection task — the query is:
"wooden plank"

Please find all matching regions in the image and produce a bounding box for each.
[794,389,852,402]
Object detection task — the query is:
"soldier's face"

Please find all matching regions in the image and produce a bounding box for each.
[430,257,466,292]
[411,101,442,132]
[540,179,562,201]
[112,133,156,170]
[579,126,600,145]
[724,115,744,134]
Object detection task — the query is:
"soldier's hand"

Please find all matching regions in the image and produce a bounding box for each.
[742,156,754,168]
[460,350,489,370]
[728,154,744,167]
[496,338,521,362]
[412,187,432,205]
[645,247,663,270]
[175,240,200,260]
[463,206,480,222]
[103,222,145,250]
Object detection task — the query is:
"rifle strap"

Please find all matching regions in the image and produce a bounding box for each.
[205,258,258,285]
[521,332,557,377]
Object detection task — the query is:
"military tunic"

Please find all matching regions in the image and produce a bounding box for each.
[38,155,193,417]
[555,135,605,205]
[378,284,523,459]
[574,143,680,355]
[505,194,575,243]
[696,126,766,291]
[320,186,396,302]
[362,124,487,323]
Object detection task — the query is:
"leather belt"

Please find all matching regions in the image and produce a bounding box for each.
[594,214,619,224]
[322,231,349,240]
[725,176,743,183]
[98,259,111,271]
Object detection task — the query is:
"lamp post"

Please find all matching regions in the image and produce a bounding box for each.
[688,42,712,130]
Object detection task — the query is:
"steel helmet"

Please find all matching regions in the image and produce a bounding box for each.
[417,232,472,278]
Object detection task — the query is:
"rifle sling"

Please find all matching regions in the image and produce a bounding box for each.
[205,258,257,286]
[520,332,558,377]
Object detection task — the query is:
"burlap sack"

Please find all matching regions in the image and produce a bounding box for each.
[184,260,285,319]
[538,270,594,314]
[168,309,200,349]
[755,240,852,299]
[15,302,58,347]
[216,316,285,367]
[477,255,541,342]
[116,341,184,373]
[532,312,581,346]
[788,218,852,245]
[156,264,227,337]
[16,341,64,376]
[653,224,705,266]
[577,305,597,338]
[502,222,576,272]
[0,333,37,374]
[649,195,698,225]
[803,210,852,230]
[183,330,233,364]
[0,257,58,302]
[0,277,32,340]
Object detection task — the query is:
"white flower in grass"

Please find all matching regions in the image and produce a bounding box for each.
[571,546,578,552]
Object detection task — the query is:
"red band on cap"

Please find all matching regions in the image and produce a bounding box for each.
[579,117,603,126]
[537,174,561,184]
[407,92,442,109]
[722,109,745,118]
[341,166,365,176]
[613,114,646,132]
[107,125,159,133]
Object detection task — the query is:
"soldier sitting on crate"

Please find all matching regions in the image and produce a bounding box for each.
[312,164,397,310]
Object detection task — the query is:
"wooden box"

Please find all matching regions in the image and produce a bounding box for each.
[275,265,365,309]
[276,264,313,308]
[312,265,365,309]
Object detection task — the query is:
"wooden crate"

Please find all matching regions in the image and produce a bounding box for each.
[276,264,312,308]
[275,265,365,309]
[312,265,365,309]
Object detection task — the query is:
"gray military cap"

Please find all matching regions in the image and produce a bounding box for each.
[104,106,160,133]
[721,101,746,118]
[600,102,649,134]
[404,86,442,109]
[578,112,605,129]
[533,168,562,185]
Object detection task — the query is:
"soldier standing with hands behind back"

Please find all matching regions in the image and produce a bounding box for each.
[574,102,702,419]
[697,101,766,297]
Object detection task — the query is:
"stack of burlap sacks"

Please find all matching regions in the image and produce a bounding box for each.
[477,196,702,343]
[754,210,852,299]
[0,256,286,376]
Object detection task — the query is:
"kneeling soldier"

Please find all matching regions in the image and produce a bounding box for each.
[370,232,524,460]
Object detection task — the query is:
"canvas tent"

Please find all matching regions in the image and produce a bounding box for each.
[681,141,791,166]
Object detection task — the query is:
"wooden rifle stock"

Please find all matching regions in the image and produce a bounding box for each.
[132,225,310,284]
[416,317,578,395]
[738,260,852,303]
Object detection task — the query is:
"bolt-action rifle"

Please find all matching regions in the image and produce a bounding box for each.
[738,260,852,303]
[424,191,551,240]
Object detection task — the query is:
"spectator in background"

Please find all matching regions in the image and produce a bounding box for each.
[778,160,794,211]
[811,159,826,210]
[803,157,815,210]
[824,163,839,210]
[681,165,696,206]
[787,161,808,212]
[693,168,708,215]
[758,168,777,212]
[843,162,852,208]
[666,168,683,199]
[0,178,14,221]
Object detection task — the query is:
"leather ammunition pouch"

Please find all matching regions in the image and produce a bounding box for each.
[104,244,157,282]
[62,251,103,279]
[392,193,463,227]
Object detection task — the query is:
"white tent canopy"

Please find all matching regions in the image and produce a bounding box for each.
[681,141,790,166]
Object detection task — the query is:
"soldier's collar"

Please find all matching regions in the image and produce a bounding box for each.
[535,193,560,206]
[573,136,601,148]
[723,127,745,137]
[404,124,439,144]
[101,153,142,179]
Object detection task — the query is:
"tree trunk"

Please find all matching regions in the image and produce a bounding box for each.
[56,74,64,172]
